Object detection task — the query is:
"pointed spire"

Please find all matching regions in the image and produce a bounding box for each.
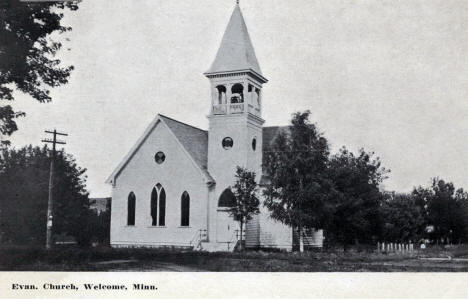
[205,4,265,81]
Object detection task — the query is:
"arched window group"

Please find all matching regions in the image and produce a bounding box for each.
[126,187,190,228]
[151,183,166,226]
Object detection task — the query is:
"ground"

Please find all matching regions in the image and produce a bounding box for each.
[1,245,468,272]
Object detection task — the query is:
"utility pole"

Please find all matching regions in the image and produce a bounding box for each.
[41,129,67,250]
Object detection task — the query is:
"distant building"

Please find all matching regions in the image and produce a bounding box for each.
[89,197,111,215]
[106,3,322,251]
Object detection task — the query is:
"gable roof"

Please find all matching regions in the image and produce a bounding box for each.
[260,126,290,186]
[262,126,290,153]
[205,4,265,80]
[159,115,208,173]
[105,114,213,186]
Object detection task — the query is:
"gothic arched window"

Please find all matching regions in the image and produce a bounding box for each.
[159,187,166,226]
[181,191,190,227]
[127,192,136,226]
[151,184,166,226]
[218,188,236,208]
[151,187,158,226]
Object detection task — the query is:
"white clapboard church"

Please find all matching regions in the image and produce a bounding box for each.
[106,3,323,251]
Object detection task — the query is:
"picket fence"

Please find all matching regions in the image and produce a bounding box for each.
[377,242,414,253]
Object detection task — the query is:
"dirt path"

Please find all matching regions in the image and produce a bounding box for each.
[90,260,203,272]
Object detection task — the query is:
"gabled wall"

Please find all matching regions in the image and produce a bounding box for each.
[110,120,209,247]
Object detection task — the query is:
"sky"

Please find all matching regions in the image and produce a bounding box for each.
[8,0,468,197]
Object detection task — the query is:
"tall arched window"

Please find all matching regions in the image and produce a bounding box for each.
[151,187,158,226]
[181,191,190,227]
[151,184,166,226]
[159,187,166,226]
[127,192,136,226]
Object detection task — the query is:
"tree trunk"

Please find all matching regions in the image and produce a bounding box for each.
[298,225,304,252]
[240,221,243,251]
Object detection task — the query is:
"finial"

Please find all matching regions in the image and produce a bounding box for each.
[236,0,239,5]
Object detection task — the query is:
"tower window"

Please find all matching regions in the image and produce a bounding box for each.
[155,151,165,164]
[252,138,257,151]
[231,83,244,103]
[222,137,234,150]
[255,88,261,106]
[216,85,227,104]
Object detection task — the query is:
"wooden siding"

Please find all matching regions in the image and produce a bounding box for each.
[245,215,260,247]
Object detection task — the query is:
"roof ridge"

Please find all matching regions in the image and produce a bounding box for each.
[158,114,207,133]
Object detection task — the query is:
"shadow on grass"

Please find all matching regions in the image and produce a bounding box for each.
[1,244,468,272]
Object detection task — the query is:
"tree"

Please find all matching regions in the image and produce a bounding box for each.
[413,178,468,244]
[263,111,333,252]
[380,193,425,243]
[0,145,92,246]
[86,199,111,245]
[326,147,389,249]
[230,166,260,250]
[0,0,79,145]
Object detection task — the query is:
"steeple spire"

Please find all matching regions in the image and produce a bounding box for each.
[205,3,266,82]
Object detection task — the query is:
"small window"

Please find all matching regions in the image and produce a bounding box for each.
[181,191,190,227]
[127,192,136,226]
[252,138,257,151]
[222,137,233,150]
[155,151,165,164]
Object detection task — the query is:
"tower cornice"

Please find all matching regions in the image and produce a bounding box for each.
[204,69,268,84]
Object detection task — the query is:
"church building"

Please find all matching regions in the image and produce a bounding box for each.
[106,3,323,251]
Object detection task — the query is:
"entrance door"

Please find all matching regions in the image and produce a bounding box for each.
[216,211,234,242]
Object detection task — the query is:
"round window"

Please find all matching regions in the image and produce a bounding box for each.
[252,138,257,151]
[222,137,234,150]
[154,151,166,164]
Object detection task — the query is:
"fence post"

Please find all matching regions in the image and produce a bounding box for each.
[377,242,380,252]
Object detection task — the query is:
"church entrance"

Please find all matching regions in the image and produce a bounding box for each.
[216,210,235,242]
[216,188,237,243]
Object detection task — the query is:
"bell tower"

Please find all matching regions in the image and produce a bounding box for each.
[205,3,268,191]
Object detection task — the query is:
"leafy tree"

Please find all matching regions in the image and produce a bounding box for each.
[326,147,389,249]
[380,193,425,243]
[86,199,111,245]
[263,111,333,251]
[413,178,468,244]
[0,0,78,145]
[0,145,92,246]
[230,166,260,250]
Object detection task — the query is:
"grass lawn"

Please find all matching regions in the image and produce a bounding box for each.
[1,245,468,272]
